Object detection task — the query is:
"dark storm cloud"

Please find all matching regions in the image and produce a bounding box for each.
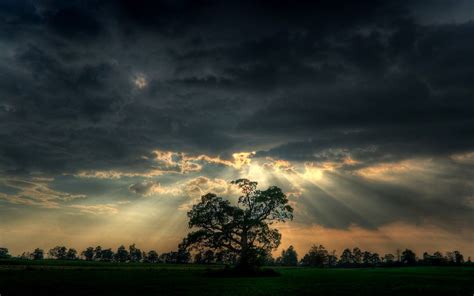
[0,0,473,174]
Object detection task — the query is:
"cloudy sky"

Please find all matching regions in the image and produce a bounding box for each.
[0,0,473,257]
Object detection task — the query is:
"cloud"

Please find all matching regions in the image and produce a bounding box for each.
[183,176,237,198]
[68,204,119,215]
[451,151,474,165]
[76,150,255,179]
[128,180,181,197]
[128,175,239,206]
[1,1,473,177]
[0,178,85,208]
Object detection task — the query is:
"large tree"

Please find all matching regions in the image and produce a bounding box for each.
[185,179,293,271]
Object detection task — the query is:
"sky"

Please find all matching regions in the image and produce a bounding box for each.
[0,0,473,258]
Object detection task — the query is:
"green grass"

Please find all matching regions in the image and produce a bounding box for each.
[0,260,472,295]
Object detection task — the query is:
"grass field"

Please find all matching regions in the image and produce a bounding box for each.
[0,260,473,296]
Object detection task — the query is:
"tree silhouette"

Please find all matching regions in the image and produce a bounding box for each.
[48,246,67,260]
[185,179,293,272]
[100,248,114,262]
[32,248,44,260]
[301,245,329,267]
[339,248,353,266]
[352,247,363,264]
[278,245,298,266]
[454,251,464,264]
[433,251,444,263]
[383,253,395,263]
[115,245,129,262]
[0,247,10,259]
[327,250,338,267]
[94,246,103,261]
[66,248,78,260]
[401,249,416,264]
[145,250,159,263]
[362,251,381,266]
[129,244,142,262]
[159,252,175,264]
[81,247,94,261]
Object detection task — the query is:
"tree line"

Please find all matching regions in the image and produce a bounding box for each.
[0,244,470,267]
[273,245,470,267]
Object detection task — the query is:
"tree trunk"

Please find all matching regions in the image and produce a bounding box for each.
[236,228,254,272]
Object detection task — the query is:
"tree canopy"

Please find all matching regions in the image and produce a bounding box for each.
[184,179,293,271]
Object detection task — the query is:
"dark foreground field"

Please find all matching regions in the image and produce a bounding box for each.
[0,260,473,296]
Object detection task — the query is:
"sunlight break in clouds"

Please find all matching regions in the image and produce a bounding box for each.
[75,150,256,179]
[451,151,474,165]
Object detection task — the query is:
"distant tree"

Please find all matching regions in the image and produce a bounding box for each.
[327,250,338,267]
[66,248,78,260]
[260,250,275,266]
[145,250,159,263]
[423,252,430,261]
[454,251,464,264]
[115,245,129,262]
[94,246,103,261]
[383,253,395,263]
[279,245,298,266]
[129,244,142,262]
[49,246,67,260]
[81,247,94,261]
[20,252,32,259]
[401,249,416,264]
[339,248,353,265]
[100,248,114,262]
[423,251,445,265]
[363,251,372,265]
[362,251,380,266]
[184,179,293,271]
[446,251,455,263]
[370,253,381,265]
[301,245,329,267]
[352,247,362,264]
[0,247,10,259]
[432,251,444,265]
[160,252,177,264]
[32,248,44,260]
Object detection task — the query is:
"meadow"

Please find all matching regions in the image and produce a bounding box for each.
[0,259,473,296]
